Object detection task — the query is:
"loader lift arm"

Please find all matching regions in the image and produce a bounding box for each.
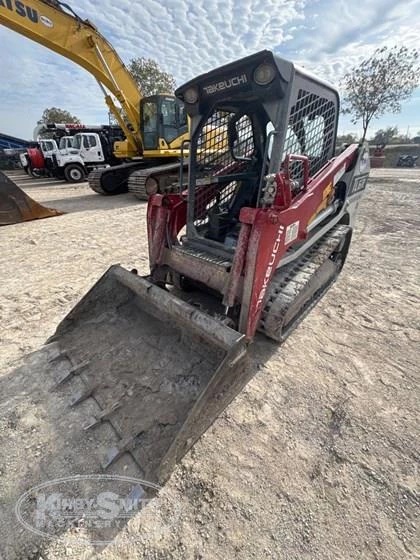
[0,0,141,156]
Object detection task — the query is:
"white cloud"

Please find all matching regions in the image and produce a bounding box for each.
[0,0,418,138]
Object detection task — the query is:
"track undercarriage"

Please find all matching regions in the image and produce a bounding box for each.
[88,159,181,197]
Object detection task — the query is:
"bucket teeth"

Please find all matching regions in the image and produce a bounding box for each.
[101,435,138,470]
[83,401,121,431]
[48,351,68,363]
[54,360,90,388]
[46,265,247,481]
[69,385,97,407]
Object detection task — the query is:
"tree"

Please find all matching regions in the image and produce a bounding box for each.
[37,107,81,125]
[336,133,358,145]
[341,46,420,142]
[128,57,176,96]
[370,126,398,146]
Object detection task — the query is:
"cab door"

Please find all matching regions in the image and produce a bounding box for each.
[160,97,188,145]
[80,134,104,163]
[140,97,159,150]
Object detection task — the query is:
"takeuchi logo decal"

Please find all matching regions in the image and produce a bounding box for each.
[15,474,181,545]
[203,74,248,95]
[0,0,54,27]
[256,223,285,309]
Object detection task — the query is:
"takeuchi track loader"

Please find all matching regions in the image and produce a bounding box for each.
[38,51,370,483]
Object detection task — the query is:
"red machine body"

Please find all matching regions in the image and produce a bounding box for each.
[147,144,359,340]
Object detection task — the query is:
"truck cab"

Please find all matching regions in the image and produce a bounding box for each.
[71,133,105,164]
[40,133,107,182]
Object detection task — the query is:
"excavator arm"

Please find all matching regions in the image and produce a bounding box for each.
[0,0,142,156]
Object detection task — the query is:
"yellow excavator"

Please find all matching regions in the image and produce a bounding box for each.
[0,0,189,198]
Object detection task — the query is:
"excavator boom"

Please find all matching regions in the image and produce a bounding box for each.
[0,0,142,155]
[1,0,191,195]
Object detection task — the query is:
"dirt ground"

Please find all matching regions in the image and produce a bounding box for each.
[0,169,418,559]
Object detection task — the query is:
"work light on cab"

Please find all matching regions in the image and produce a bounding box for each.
[253,63,276,85]
[184,87,199,104]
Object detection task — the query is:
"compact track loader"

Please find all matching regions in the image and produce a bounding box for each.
[41,51,370,483]
[0,171,61,226]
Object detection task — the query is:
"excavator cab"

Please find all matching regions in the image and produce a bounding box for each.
[140,95,188,150]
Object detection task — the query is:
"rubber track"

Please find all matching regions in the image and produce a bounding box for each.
[259,225,350,342]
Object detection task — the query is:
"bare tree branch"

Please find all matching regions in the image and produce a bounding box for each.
[341,46,420,142]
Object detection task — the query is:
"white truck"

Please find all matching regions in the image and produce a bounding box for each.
[44,132,109,182]
[22,124,123,182]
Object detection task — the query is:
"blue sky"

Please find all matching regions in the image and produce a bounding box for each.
[0,0,419,139]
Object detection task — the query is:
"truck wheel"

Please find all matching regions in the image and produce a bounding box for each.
[64,164,86,183]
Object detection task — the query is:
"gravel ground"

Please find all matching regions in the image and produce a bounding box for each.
[0,169,418,560]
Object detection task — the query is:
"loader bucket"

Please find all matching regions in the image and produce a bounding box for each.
[0,171,62,226]
[48,265,248,483]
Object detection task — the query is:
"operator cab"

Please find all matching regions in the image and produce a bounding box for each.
[176,50,339,254]
[140,95,187,150]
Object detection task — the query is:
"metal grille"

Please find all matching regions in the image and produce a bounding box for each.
[283,89,336,184]
[192,111,255,230]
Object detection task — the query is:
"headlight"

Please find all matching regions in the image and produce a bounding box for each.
[145,177,159,195]
[253,63,276,86]
[184,87,199,104]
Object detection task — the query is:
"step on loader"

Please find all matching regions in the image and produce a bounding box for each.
[0,171,62,226]
[37,51,370,483]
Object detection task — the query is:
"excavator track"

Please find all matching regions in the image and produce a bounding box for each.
[259,224,351,342]
[128,162,186,200]
[88,162,148,195]
[88,160,183,198]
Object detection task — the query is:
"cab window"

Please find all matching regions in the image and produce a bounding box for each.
[178,103,187,127]
[83,135,97,149]
[303,115,325,157]
[143,101,158,132]
[161,100,177,127]
[73,135,82,149]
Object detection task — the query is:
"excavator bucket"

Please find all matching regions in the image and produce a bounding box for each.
[0,171,62,226]
[48,265,248,483]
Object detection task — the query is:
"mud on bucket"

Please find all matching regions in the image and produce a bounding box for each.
[48,265,248,483]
